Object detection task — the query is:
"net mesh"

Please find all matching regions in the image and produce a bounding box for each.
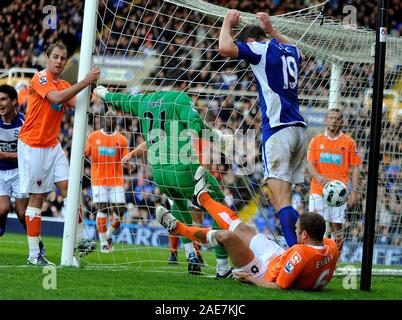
[79,0,402,272]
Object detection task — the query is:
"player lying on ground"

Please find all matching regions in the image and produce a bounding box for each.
[94,69,236,277]
[157,166,339,290]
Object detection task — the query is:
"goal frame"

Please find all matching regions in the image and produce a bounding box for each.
[61,0,99,267]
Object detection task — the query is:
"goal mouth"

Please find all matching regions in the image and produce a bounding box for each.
[59,0,402,278]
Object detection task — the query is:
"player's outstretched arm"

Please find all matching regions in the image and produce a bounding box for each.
[307,160,329,186]
[234,271,282,289]
[219,9,240,58]
[94,86,141,117]
[122,141,147,163]
[47,67,100,107]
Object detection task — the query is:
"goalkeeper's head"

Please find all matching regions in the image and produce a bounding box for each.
[103,110,117,133]
[236,25,268,42]
[164,68,191,91]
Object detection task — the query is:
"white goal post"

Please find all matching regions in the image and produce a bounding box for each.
[61,0,99,267]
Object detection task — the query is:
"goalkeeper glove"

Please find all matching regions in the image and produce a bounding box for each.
[212,129,235,158]
[94,85,109,99]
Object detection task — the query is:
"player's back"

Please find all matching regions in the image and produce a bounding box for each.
[236,38,305,137]
[265,238,339,290]
[135,91,202,168]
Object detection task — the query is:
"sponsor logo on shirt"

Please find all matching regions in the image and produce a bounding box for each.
[98,146,116,156]
[290,252,302,264]
[39,76,48,85]
[0,140,18,152]
[51,103,63,111]
[284,261,294,273]
[319,152,342,165]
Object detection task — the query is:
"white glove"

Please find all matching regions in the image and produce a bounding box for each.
[93,85,109,99]
[213,129,234,158]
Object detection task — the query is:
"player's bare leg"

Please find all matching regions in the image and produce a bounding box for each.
[105,204,125,250]
[0,195,11,236]
[266,178,299,247]
[96,203,111,253]
[191,207,206,266]
[14,197,28,230]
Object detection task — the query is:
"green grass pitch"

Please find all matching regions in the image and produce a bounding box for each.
[1,233,401,300]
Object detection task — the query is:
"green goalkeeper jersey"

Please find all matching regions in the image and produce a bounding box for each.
[104,90,213,170]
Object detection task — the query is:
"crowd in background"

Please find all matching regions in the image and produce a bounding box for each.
[1,0,401,247]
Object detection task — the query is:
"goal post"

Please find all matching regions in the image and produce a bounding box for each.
[361,0,389,291]
[61,0,99,267]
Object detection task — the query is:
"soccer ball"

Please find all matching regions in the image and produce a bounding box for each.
[323,180,348,207]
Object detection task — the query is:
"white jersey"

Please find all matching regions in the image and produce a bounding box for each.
[0,112,24,171]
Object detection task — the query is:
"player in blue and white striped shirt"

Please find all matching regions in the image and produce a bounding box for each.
[219,10,307,247]
[0,85,29,236]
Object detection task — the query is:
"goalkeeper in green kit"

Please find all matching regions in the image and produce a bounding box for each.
[94,69,234,278]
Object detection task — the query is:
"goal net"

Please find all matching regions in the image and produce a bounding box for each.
[74,0,402,275]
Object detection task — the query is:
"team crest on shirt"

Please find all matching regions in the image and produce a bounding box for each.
[96,139,101,145]
[319,144,324,149]
[36,179,42,187]
[290,252,302,265]
[284,261,294,273]
[39,76,48,85]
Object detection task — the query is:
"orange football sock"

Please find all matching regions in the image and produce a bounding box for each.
[169,235,179,254]
[26,214,41,237]
[174,221,210,244]
[193,241,201,257]
[198,192,240,231]
[96,212,108,234]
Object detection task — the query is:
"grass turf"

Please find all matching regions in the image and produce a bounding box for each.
[1,233,401,300]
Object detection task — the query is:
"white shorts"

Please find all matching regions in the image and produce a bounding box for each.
[92,185,126,204]
[18,140,69,194]
[235,234,285,279]
[309,193,347,224]
[263,126,307,184]
[0,168,28,198]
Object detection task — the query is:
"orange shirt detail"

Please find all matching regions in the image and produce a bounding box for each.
[86,130,128,187]
[19,69,71,148]
[264,238,339,290]
[308,132,362,195]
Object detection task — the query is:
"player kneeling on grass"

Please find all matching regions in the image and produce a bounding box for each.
[156,166,339,290]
